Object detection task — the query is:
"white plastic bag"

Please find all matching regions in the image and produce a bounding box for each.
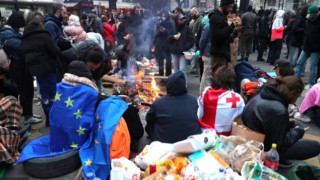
[173,130,216,153]
[134,141,174,170]
[110,157,140,180]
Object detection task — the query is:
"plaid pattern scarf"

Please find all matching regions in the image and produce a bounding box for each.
[0,96,22,164]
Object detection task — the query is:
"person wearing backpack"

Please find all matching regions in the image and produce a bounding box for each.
[0,11,41,124]
[85,10,104,37]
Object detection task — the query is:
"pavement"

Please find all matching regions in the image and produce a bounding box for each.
[4,48,320,179]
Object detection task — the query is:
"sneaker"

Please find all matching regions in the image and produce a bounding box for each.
[33,114,42,119]
[24,117,43,124]
[279,160,294,169]
[294,112,311,123]
[304,84,312,90]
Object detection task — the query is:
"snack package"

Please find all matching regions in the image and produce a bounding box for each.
[230,140,264,172]
[173,130,216,153]
[110,157,141,180]
[135,141,174,169]
[241,161,287,180]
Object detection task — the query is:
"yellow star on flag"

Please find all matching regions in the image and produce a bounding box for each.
[38,94,42,100]
[70,142,78,149]
[74,109,83,119]
[96,115,99,122]
[54,92,62,101]
[95,140,99,146]
[44,99,49,105]
[76,126,85,136]
[98,124,102,131]
[85,159,92,166]
[64,97,74,108]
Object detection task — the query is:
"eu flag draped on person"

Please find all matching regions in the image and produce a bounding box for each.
[17,76,98,163]
[80,97,128,179]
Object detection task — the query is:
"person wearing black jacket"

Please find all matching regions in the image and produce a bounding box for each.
[294,6,320,89]
[209,0,240,74]
[288,6,309,67]
[153,10,175,76]
[22,12,61,127]
[242,76,320,167]
[145,71,202,143]
[257,10,270,61]
[168,14,194,82]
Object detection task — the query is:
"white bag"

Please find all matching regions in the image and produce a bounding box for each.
[110,157,140,180]
[173,130,216,153]
[134,141,174,170]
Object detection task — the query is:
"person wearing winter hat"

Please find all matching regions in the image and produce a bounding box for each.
[209,0,241,78]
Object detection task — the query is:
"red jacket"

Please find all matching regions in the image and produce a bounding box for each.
[103,23,115,43]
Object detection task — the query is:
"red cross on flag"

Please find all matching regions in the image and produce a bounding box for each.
[197,87,245,136]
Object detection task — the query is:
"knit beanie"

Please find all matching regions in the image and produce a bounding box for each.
[220,0,234,7]
[68,61,93,80]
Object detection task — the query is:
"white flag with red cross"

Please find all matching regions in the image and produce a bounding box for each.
[197,87,245,136]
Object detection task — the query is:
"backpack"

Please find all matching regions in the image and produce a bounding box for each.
[0,38,11,70]
[85,16,96,33]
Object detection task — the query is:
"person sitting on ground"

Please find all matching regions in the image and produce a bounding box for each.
[0,96,22,166]
[242,76,320,168]
[297,78,320,126]
[145,71,202,143]
[273,58,294,77]
[198,66,245,135]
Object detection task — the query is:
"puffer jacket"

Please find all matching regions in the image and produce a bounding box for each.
[63,25,87,44]
[22,25,60,76]
[44,14,64,44]
[0,25,23,64]
[242,85,305,152]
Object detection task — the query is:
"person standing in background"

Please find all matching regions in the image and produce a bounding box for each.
[44,3,67,44]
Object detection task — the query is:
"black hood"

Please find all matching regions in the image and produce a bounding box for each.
[22,25,50,38]
[44,14,62,26]
[260,85,286,106]
[167,71,187,95]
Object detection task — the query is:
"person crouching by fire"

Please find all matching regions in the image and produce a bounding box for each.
[145,71,202,143]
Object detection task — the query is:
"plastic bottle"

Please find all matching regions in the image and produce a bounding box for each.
[264,143,280,171]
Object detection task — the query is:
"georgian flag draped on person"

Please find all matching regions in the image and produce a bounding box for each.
[17,77,98,163]
[197,87,245,136]
[79,97,128,179]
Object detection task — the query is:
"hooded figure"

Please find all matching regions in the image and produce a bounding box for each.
[145,71,202,143]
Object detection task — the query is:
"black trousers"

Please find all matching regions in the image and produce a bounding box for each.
[280,139,320,162]
[257,37,268,60]
[9,63,34,117]
[155,48,172,76]
[267,39,283,65]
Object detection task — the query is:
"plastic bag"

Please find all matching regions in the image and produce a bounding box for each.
[230,140,264,172]
[134,141,174,170]
[173,130,216,153]
[212,135,246,165]
[110,157,140,180]
[241,161,287,180]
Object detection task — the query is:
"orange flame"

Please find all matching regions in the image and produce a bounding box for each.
[134,69,161,103]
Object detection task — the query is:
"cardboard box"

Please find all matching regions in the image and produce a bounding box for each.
[231,118,265,143]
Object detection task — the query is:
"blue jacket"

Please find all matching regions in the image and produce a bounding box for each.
[44,14,64,44]
[145,71,202,143]
[0,25,23,64]
[199,23,211,57]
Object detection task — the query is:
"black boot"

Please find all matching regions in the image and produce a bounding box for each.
[45,111,50,127]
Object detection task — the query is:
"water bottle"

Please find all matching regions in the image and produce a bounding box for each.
[264,143,280,171]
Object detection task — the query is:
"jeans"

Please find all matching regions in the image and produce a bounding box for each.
[240,34,254,59]
[171,54,187,81]
[199,56,212,94]
[288,45,300,67]
[191,57,198,72]
[294,51,320,85]
[155,48,172,76]
[279,139,320,161]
